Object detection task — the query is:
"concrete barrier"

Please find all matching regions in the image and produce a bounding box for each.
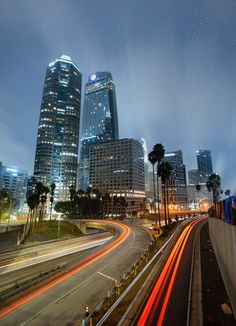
[208,218,236,317]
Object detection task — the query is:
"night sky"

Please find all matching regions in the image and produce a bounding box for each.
[0,0,235,191]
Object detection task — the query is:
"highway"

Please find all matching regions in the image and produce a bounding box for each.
[0,221,151,325]
[0,232,113,274]
[137,217,207,326]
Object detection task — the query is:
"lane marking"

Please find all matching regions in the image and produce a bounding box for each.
[0,236,113,273]
[0,221,130,319]
[98,272,117,282]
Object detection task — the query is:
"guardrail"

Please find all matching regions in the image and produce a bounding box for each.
[80,221,187,326]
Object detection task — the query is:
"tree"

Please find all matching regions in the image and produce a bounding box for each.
[195,184,201,208]
[148,151,158,223]
[153,143,165,226]
[225,189,231,197]
[54,201,73,217]
[49,183,56,220]
[26,194,38,236]
[69,185,76,201]
[206,174,221,213]
[0,190,12,221]
[158,161,172,227]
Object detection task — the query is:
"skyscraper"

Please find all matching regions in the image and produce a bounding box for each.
[0,162,28,209]
[164,150,187,206]
[34,55,82,201]
[196,150,213,184]
[79,72,119,190]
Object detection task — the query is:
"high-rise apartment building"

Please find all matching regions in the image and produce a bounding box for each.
[34,55,82,201]
[89,139,145,214]
[196,150,213,184]
[79,72,119,190]
[164,150,187,206]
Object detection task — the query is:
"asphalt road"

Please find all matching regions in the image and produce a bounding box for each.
[0,232,113,274]
[137,217,207,326]
[0,222,151,326]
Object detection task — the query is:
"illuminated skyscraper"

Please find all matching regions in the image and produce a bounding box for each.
[34,55,82,201]
[196,150,213,184]
[164,150,187,206]
[79,72,119,190]
[0,162,28,209]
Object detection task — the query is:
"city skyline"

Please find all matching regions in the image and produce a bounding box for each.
[0,1,235,191]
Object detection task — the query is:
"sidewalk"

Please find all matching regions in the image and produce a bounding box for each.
[198,222,235,325]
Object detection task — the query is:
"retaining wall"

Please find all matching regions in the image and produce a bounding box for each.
[208,218,236,317]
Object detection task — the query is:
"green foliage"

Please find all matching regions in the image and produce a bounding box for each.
[0,190,12,219]
[54,196,102,218]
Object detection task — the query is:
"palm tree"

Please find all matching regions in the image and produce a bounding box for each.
[49,183,56,220]
[225,189,231,197]
[206,174,221,215]
[153,143,165,226]
[148,151,158,222]
[26,194,38,237]
[158,161,172,227]
[40,186,49,220]
[148,151,157,197]
[206,174,221,203]
[196,184,201,209]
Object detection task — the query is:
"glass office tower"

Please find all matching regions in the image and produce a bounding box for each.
[164,150,188,206]
[34,55,82,201]
[196,150,213,184]
[79,72,119,190]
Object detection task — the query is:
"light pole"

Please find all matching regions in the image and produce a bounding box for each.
[57,216,61,238]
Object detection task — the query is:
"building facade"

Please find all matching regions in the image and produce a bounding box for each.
[79,72,119,191]
[89,139,145,214]
[164,150,187,207]
[196,150,213,184]
[0,162,28,208]
[137,138,150,195]
[188,169,200,185]
[33,55,82,201]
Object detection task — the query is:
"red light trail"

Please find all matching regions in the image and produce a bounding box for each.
[0,220,130,318]
[137,217,206,326]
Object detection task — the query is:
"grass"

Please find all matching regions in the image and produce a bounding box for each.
[25,220,83,243]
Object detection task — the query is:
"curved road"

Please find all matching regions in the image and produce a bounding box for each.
[0,221,151,326]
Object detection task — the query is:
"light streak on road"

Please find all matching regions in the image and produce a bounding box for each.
[137,217,206,326]
[0,220,130,318]
[0,235,113,274]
